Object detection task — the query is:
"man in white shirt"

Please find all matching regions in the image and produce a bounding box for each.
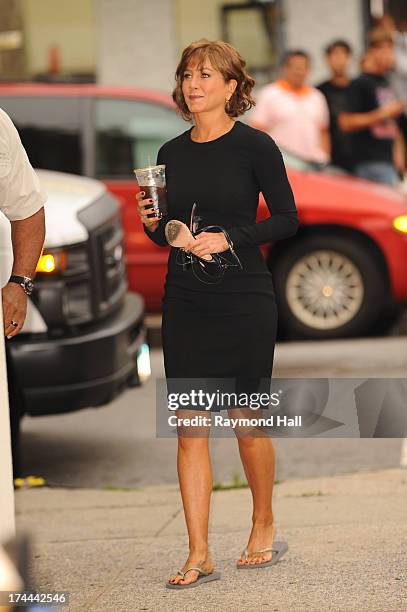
[250,50,331,164]
[0,107,46,338]
[1,107,46,481]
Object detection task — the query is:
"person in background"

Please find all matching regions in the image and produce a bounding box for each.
[373,13,397,33]
[250,50,331,164]
[360,49,376,73]
[373,13,407,80]
[0,107,46,480]
[377,14,407,164]
[317,40,354,172]
[338,29,406,186]
[394,17,407,77]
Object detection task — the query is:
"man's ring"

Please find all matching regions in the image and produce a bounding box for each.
[11,321,18,328]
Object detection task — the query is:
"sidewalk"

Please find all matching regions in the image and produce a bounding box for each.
[14,468,407,612]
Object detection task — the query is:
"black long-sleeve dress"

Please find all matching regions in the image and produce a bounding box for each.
[144,120,299,409]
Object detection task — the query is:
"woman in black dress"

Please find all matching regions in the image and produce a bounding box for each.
[136,39,299,589]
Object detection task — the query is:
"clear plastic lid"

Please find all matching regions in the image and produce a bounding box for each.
[133,164,166,186]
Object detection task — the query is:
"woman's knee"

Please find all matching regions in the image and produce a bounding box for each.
[234,428,265,443]
[177,433,210,451]
[175,409,211,441]
[227,407,269,441]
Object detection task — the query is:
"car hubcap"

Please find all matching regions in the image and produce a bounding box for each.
[286,250,364,330]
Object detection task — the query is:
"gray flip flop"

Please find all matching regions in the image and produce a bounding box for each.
[166,565,221,589]
[236,539,288,569]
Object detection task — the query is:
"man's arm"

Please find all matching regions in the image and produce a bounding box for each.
[2,207,45,339]
[393,124,405,175]
[338,100,406,132]
[10,207,45,277]
[320,127,331,159]
[317,91,331,160]
[0,108,47,339]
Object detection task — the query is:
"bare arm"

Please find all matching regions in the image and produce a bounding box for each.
[2,207,45,338]
[10,207,45,276]
[393,125,405,175]
[338,100,406,133]
[320,126,331,158]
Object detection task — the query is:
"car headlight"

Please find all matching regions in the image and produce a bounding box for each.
[393,215,407,233]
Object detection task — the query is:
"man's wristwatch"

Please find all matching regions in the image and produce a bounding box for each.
[8,275,34,296]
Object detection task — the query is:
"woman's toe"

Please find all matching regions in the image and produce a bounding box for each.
[168,574,180,584]
[180,572,198,585]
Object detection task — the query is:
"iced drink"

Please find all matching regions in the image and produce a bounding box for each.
[134,164,168,219]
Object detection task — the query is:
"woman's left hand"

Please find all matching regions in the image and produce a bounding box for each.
[186,231,229,258]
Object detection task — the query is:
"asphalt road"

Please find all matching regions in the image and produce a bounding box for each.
[19,333,407,488]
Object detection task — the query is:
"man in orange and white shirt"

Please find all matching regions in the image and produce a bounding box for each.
[250,50,331,164]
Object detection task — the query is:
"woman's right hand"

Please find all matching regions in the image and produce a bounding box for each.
[135,190,161,231]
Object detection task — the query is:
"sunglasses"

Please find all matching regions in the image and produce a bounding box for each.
[175,202,243,285]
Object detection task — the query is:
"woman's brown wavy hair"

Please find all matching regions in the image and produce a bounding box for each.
[172,39,256,122]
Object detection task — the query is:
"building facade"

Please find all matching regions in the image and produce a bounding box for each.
[0,0,405,90]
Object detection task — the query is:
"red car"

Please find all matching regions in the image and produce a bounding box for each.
[1,83,407,339]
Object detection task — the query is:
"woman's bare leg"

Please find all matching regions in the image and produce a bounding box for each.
[168,410,214,585]
[229,408,277,566]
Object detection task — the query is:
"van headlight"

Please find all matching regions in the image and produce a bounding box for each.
[36,251,67,274]
[393,215,407,233]
[35,243,92,327]
[137,343,151,382]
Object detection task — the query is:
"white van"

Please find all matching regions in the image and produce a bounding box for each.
[1,169,149,426]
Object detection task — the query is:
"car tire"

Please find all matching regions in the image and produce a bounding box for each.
[272,235,390,340]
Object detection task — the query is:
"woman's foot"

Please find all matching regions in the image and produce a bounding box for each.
[236,520,276,566]
[167,549,215,586]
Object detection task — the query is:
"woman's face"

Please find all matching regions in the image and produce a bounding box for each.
[181,56,236,116]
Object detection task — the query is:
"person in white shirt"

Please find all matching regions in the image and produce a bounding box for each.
[250,50,331,164]
[0,107,46,339]
[1,107,46,481]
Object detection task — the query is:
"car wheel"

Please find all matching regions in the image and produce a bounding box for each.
[272,235,389,339]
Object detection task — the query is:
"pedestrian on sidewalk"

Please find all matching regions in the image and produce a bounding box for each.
[0,107,46,479]
[317,39,355,172]
[338,28,407,185]
[137,39,298,589]
[249,49,331,164]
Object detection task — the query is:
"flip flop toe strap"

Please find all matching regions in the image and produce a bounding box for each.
[256,547,275,554]
[242,546,277,560]
[177,566,209,578]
